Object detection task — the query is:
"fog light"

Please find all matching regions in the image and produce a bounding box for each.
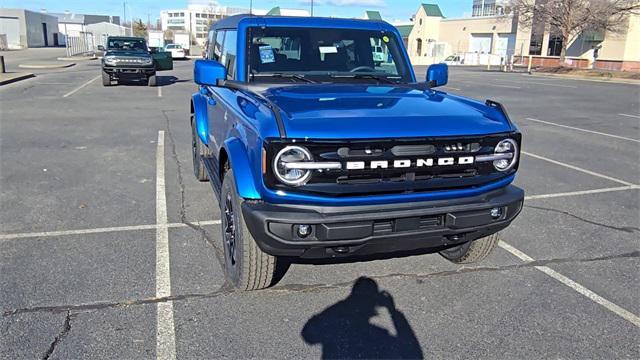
[297,224,311,237]
[490,207,503,219]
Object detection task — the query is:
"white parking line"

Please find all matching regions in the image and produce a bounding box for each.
[522,151,634,186]
[525,185,639,200]
[522,117,640,143]
[0,220,221,241]
[158,86,162,97]
[155,131,176,360]
[498,241,640,328]
[63,75,100,98]
[497,79,577,89]
[618,113,640,119]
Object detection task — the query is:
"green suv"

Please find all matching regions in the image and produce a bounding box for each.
[100,36,173,87]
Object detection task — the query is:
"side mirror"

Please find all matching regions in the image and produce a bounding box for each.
[426,63,448,87]
[97,45,105,51]
[194,59,227,86]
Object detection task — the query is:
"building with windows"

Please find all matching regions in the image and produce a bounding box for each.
[405,2,640,71]
[160,4,254,45]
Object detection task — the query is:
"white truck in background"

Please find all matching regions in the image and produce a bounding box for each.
[148,30,164,51]
[173,32,191,56]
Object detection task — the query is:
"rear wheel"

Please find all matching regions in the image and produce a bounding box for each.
[148,74,157,87]
[221,169,277,290]
[191,116,209,181]
[101,70,111,86]
[439,233,500,264]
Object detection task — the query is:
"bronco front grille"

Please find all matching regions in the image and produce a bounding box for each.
[265,133,520,196]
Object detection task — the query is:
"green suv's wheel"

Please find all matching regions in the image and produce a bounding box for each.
[102,70,111,86]
[439,233,499,264]
[191,117,209,181]
[221,169,277,290]
[148,74,157,87]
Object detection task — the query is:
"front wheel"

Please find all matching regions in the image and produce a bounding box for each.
[439,233,499,264]
[221,169,277,290]
[101,70,111,86]
[148,74,157,87]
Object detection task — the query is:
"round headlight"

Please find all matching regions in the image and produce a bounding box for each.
[493,139,518,172]
[104,56,116,65]
[273,146,313,186]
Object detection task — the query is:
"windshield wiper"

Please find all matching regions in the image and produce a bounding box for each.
[251,72,317,84]
[329,73,398,84]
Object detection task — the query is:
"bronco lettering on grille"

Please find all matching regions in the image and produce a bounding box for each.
[345,157,474,170]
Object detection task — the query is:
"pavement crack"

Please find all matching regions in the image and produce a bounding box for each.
[525,204,640,233]
[42,310,72,360]
[161,110,226,271]
[161,110,188,223]
[4,251,637,317]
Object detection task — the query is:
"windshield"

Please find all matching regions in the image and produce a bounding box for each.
[107,38,147,51]
[248,27,412,83]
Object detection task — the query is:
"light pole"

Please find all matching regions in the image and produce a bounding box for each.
[311,0,314,16]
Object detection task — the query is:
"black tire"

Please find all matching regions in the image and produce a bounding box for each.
[102,70,111,86]
[148,74,157,87]
[191,116,209,181]
[221,169,277,290]
[439,233,499,264]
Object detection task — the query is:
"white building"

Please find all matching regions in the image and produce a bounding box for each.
[160,4,255,45]
[159,4,309,46]
[0,9,59,49]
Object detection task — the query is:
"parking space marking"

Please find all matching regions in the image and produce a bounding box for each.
[0,220,221,241]
[62,75,101,98]
[499,241,640,328]
[158,86,162,97]
[525,185,639,201]
[496,79,577,89]
[618,113,640,119]
[522,151,635,186]
[523,117,640,143]
[155,130,176,360]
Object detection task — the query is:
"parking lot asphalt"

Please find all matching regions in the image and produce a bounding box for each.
[1,61,638,359]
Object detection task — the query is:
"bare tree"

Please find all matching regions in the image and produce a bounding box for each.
[511,0,640,64]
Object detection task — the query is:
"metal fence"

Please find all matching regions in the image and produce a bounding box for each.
[65,32,96,57]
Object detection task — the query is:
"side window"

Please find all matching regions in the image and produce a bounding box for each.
[207,30,215,59]
[221,30,237,79]
[213,31,225,62]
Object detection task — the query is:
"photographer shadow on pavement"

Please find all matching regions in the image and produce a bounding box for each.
[301,277,423,359]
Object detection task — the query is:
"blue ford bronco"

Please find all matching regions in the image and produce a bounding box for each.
[190,15,524,290]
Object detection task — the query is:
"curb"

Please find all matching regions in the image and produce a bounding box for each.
[57,56,96,61]
[0,72,35,86]
[19,62,76,69]
[529,72,640,85]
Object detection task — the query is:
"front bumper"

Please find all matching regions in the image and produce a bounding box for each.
[103,66,155,77]
[242,185,524,259]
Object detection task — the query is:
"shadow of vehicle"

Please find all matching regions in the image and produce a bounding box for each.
[114,76,189,87]
[301,277,423,359]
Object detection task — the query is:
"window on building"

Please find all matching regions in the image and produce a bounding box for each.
[419,18,423,25]
[528,34,543,56]
[196,13,201,18]
[416,38,423,56]
[179,12,184,17]
[547,35,563,56]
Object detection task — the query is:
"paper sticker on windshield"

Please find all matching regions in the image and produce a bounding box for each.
[318,46,338,54]
[259,45,275,64]
[382,36,389,43]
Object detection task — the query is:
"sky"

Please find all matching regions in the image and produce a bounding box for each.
[0,0,473,23]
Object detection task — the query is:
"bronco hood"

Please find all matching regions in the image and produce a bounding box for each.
[260,84,514,139]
